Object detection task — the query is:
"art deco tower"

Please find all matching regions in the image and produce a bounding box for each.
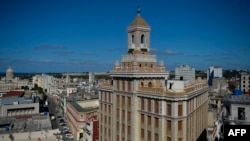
[99,8,208,141]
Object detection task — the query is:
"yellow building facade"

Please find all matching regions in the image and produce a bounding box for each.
[99,8,209,141]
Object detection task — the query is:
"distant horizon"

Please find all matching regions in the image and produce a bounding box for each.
[1,0,250,72]
[0,68,249,75]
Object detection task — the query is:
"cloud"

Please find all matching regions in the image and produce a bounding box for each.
[105,47,126,53]
[204,58,217,62]
[0,58,8,62]
[14,58,54,64]
[151,48,182,56]
[68,58,83,61]
[55,51,74,56]
[80,52,96,55]
[185,54,200,57]
[34,45,65,51]
[239,47,249,52]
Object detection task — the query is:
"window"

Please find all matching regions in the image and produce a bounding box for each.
[116,121,119,131]
[178,120,182,131]
[122,81,125,91]
[155,133,159,141]
[117,95,120,106]
[127,111,131,122]
[238,107,245,120]
[178,104,183,116]
[141,129,144,138]
[167,120,171,131]
[167,103,171,116]
[141,34,145,44]
[117,80,119,90]
[141,98,144,110]
[155,117,159,128]
[128,81,131,91]
[128,126,131,136]
[147,99,151,111]
[122,96,125,106]
[147,116,151,125]
[122,124,125,133]
[122,110,125,122]
[108,93,111,102]
[128,97,131,108]
[155,100,159,113]
[131,35,135,43]
[141,114,144,123]
[109,106,111,113]
[141,82,144,87]
[147,131,151,140]
[148,82,152,87]
[116,109,119,118]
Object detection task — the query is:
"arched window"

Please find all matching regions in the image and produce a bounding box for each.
[141,34,145,44]
[141,82,144,87]
[148,82,152,87]
[132,35,135,44]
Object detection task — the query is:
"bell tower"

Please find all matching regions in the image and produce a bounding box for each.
[127,7,150,55]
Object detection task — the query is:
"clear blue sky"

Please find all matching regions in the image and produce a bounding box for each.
[0,0,249,73]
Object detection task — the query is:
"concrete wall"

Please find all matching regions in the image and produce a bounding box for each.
[1,103,39,117]
[0,129,60,141]
[231,104,250,122]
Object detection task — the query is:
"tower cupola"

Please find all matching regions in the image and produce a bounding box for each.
[127,7,150,55]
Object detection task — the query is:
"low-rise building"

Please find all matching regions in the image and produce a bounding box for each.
[66,98,99,140]
[0,91,40,117]
[223,94,250,125]
[175,64,195,81]
[240,71,250,94]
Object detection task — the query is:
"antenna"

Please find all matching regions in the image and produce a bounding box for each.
[137,0,142,15]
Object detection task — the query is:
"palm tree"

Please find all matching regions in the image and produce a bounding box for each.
[8,133,14,141]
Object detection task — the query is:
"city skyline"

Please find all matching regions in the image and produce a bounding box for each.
[1,0,250,73]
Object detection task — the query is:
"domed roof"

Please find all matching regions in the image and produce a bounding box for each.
[6,66,13,73]
[129,7,149,27]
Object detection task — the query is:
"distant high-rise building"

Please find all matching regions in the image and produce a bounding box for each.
[175,65,195,81]
[240,72,250,94]
[99,8,209,141]
[89,72,95,84]
[6,66,14,81]
[207,66,223,86]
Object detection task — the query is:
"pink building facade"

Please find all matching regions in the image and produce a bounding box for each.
[66,99,99,140]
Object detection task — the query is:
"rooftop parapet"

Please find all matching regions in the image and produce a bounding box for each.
[138,79,208,98]
[100,80,113,90]
[112,67,165,73]
[224,94,250,104]
[121,54,156,62]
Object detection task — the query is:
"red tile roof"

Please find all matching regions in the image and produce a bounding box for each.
[3,91,24,97]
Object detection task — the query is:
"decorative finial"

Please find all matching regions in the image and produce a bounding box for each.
[137,6,140,15]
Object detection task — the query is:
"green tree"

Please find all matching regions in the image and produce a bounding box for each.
[9,133,14,141]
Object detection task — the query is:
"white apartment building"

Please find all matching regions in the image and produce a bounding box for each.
[207,66,223,86]
[175,65,195,81]
[240,72,250,94]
